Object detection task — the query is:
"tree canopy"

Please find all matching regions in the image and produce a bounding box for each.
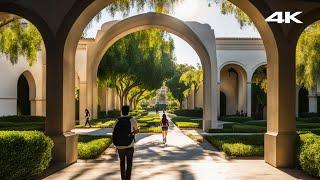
[180,65,203,108]
[166,64,194,109]
[296,22,320,89]
[0,15,42,65]
[98,29,175,107]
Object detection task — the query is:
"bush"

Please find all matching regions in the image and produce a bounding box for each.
[175,122,200,128]
[0,131,53,179]
[222,143,264,157]
[0,115,45,122]
[107,109,121,118]
[219,116,253,123]
[208,124,266,133]
[98,111,107,119]
[78,135,112,159]
[171,116,202,129]
[232,125,266,133]
[205,135,264,158]
[299,112,320,118]
[296,122,320,129]
[297,133,320,177]
[297,117,320,123]
[173,109,203,117]
[139,127,162,133]
[208,128,235,133]
[243,120,267,127]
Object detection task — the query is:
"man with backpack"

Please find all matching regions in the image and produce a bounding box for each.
[112,105,139,180]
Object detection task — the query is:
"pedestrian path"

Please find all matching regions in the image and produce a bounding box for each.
[46,113,314,180]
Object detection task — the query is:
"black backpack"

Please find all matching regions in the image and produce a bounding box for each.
[112,116,135,146]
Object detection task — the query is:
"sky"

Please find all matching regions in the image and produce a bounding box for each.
[85,0,261,67]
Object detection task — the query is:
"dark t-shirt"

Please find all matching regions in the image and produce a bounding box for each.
[162,118,169,127]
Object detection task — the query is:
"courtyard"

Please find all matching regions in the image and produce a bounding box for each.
[1,0,320,179]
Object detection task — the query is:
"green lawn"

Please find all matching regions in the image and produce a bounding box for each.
[76,118,116,128]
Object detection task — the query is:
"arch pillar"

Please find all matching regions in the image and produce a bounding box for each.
[79,81,87,125]
[264,41,297,167]
[308,89,317,113]
[247,82,252,117]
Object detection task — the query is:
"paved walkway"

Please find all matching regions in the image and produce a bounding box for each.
[46,114,314,180]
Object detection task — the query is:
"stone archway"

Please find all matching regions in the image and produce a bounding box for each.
[61,1,285,167]
[219,63,248,116]
[85,13,218,131]
[17,71,37,116]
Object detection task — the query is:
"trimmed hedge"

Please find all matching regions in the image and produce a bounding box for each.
[175,122,200,128]
[208,124,266,133]
[173,109,203,118]
[299,112,320,118]
[0,115,45,122]
[222,143,264,157]
[297,117,320,123]
[0,131,53,179]
[219,116,253,123]
[297,133,320,177]
[78,135,112,159]
[205,135,264,158]
[171,116,202,129]
[139,127,162,133]
[107,109,121,118]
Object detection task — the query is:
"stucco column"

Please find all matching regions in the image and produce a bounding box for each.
[264,43,296,168]
[45,44,77,165]
[247,82,252,117]
[308,89,317,113]
[98,86,107,112]
[30,99,45,116]
[217,82,220,117]
[92,82,98,119]
[79,82,87,125]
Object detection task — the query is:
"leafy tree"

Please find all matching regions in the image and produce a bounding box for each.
[166,64,193,109]
[252,66,267,119]
[98,29,175,107]
[252,65,267,93]
[296,22,320,89]
[216,0,252,28]
[0,15,42,65]
[179,66,203,108]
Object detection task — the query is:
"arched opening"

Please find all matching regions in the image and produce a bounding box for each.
[298,87,309,115]
[251,65,267,120]
[219,63,247,116]
[17,74,30,115]
[17,71,37,116]
[61,0,289,167]
[86,13,217,131]
[220,91,226,116]
[75,73,80,123]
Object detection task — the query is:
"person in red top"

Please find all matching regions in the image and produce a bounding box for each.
[161,113,169,144]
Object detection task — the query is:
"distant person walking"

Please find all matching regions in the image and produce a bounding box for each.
[161,113,169,144]
[113,105,139,180]
[84,109,91,127]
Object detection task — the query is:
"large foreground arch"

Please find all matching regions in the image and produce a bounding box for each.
[86,13,218,131]
[62,1,291,167]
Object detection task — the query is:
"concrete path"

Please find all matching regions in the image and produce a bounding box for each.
[46,114,314,180]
